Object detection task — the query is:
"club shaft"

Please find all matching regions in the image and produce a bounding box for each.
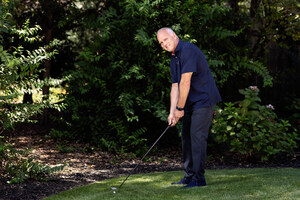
[118,125,170,189]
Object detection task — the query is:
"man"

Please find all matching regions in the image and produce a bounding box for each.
[156,27,221,188]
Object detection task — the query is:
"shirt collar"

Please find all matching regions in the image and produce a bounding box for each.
[172,40,183,56]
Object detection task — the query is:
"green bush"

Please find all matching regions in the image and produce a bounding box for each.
[285,98,300,131]
[0,3,66,183]
[211,86,299,160]
[59,0,275,155]
[0,137,65,184]
[61,59,150,154]
[0,5,62,131]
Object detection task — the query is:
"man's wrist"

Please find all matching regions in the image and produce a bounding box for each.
[176,106,184,111]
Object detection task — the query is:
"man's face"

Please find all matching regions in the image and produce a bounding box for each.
[157,30,178,53]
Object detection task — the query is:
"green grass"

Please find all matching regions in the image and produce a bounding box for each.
[46,168,300,200]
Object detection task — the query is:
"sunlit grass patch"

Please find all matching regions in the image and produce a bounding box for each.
[45,168,300,200]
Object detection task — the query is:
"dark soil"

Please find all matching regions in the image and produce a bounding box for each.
[1,124,299,200]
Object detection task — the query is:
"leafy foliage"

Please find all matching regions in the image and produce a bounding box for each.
[0,136,65,184]
[211,86,299,160]
[59,0,280,154]
[0,3,63,130]
[2,0,298,158]
[0,2,66,184]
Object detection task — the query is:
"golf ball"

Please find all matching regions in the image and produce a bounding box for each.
[113,191,116,194]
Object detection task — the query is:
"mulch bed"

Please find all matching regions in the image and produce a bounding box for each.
[1,125,299,200]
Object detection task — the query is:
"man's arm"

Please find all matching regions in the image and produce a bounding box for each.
[173,72,193,125]
[177,72,192,108]
[168,83,179,126]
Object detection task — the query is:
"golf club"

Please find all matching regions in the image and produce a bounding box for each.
[111,125,171,193]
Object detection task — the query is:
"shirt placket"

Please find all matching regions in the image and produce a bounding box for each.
[174,54,181,84]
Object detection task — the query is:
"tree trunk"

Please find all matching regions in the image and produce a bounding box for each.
[250,0,261,18]
[228,0,239,12]
[42,28,53,102]
[41,0,55,124]
[23,93,33,104]
[249,0,262,58]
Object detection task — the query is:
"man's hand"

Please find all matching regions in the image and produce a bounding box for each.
[174,109,184,125]
[168,113,176,127]
[168,110,184,127]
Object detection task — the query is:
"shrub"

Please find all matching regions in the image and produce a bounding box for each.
[0,12,62,131]
[211,86,299,160]
[60,0,273,155]
[0,136,65,184]
[0,4,66,183]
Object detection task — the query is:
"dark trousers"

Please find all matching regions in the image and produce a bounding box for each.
[181,105,215,182]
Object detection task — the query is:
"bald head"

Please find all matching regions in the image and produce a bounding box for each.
[157,27,176,36]
[156,27,179,53]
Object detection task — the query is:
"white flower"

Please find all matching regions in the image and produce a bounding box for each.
[266,104,275,110]
[250,86,258,91]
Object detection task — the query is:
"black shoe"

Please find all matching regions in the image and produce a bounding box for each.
[182,180,207,188]
[171,178,191,185]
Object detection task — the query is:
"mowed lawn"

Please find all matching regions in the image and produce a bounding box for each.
[46,168,300,200]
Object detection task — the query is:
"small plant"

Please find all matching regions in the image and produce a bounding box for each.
[49,129,72,141]
[56,142,76,153]
[0,137,65,184]
[285,98,300,130]
[211,86,299,160]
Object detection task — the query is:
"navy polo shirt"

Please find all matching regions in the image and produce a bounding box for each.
[170,40,222,111]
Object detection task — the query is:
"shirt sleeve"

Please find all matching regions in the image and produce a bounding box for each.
[181,47,198,74]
